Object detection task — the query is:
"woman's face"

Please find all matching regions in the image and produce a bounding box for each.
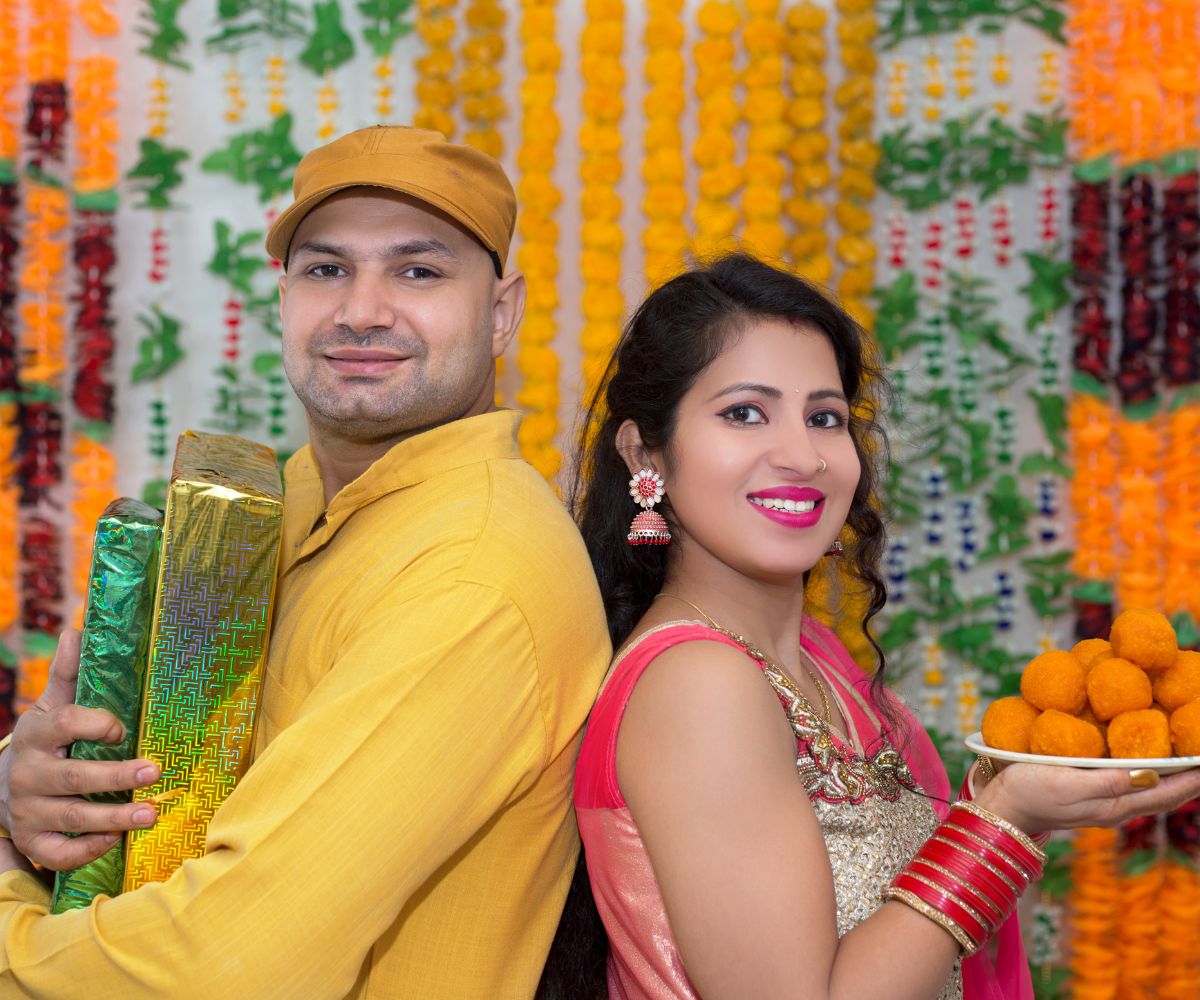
[657,317,861,585]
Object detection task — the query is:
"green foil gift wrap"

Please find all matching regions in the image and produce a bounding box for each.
[51,498,164,913]
[123,430,283,892]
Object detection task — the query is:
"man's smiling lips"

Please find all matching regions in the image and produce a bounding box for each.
[323,347,410,376]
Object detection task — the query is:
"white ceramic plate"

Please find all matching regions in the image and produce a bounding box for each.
[965,732,1200,776]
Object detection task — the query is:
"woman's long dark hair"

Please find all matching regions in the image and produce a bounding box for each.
[536,253,893,999]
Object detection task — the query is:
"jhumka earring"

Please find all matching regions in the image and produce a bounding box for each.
[627,469,671,545]
[825,538,845,557]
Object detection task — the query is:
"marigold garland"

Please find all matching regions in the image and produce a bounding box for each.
[640,0,687,286]
[578,0,624,402]
[832,0,878,328]
[1068,827,1121,998]
[460,0,506,159]
[1114,416,1164,613]
[785,2,831,283]
[69,41,119,607]
[1068,395,1117,585]
[514,0,561,480]
[691,0,741,259]
[1160,856,1200,998]
[739,0,786,262]
[1116,825,1165,999]
[1067,0,1114,162]
[1163,403,1200,623]
[414,0,458,138]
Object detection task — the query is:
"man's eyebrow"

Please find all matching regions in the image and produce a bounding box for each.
[289,238,460,262]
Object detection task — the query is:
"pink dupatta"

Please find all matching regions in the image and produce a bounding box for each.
[800,617,1034,1000]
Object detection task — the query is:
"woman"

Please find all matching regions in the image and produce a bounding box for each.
[550,254,1200,1000]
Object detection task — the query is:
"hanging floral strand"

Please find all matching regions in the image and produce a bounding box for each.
[359,1,416,121]
[691,0,740,259]
[69,41,120,619]
[578,0,624,401]
[640,0,687,286]
[0,0,20,725]
[785,1,832,283]
[1116,817,1165,997]
[1068,827,1122,998]
[514,0,561,480]
[459,0,505,158]
[300,1,355,142]
[739,0,786,261]
[1162,802,1200,998]
[18,0,70,711]
[414,0,458,138]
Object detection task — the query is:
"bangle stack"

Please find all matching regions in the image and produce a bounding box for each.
[885,800,1047,955]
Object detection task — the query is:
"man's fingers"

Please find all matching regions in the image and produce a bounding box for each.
[37,629,83,712]
[12,757,159,799]
[20,831,122,873]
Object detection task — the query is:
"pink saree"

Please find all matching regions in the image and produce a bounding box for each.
[575,615,1032,1000]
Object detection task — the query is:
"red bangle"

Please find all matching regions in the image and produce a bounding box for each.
[892,872,989,947]
[915,839,1019,917]
[952,801,1046,869]
[948,806,1044,881]
[934,826,1029,891]
[907,859,1005,927]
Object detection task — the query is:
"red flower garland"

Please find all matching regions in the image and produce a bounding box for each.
[1116,173,1159,405]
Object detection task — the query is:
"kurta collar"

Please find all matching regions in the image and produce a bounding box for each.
[283,409,522,565]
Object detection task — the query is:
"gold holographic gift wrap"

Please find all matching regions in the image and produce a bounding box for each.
[123,431,283,891]
[52,498,163,913]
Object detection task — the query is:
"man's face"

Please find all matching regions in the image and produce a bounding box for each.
[279,189,521,445]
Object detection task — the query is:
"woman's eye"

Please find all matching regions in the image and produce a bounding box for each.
[808,410,844,429]
[724,404,766,424]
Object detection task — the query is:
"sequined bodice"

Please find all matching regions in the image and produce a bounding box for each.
[761,662,964,1000]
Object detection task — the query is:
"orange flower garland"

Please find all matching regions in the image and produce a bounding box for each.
[1068,395,1117,585]
[1160,0,1200,151]
[1163,402,1200,623]
[832,0,878,327]
[691,0,741,259]
[1112,0,1158,164]
[578,0,624,401]
[640,0,688,286]
[460,0,506,159]
[785,2,832,284]
[1160,854,1200,998]
[1068,827,1121,998]
[739,0,787,261]
[1115,414,1164,611]
[1116,850,1165,997]
[514,0,561,480]
[414,0,458,139]
[69,47,120,606]
[1067,0,1113,162]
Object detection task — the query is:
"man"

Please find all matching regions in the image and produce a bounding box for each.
[0,126,610,998]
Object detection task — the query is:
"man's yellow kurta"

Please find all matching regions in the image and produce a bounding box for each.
[0,410,611,999]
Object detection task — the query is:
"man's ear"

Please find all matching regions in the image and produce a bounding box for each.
[491,270,526,358]
[615,419,659,476]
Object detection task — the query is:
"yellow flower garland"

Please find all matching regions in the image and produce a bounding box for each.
[578,0,624,402]
[414,0,458,139]
[266,46,287,119]
[515,0,561,480]
[460,0,506,159]
[740,0,787,262]
[692,0,741,260]
[832,0,878,328]
[640,0,687,286]
[785,1,832,283]
[224,54,247,126]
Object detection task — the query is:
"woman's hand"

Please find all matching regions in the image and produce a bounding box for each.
[975,761,1200,835]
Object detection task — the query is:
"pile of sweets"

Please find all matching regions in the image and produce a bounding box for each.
[982,609,1200,760]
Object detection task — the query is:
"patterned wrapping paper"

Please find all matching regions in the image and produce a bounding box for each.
[51,498,164,913]
[123,430,283,891]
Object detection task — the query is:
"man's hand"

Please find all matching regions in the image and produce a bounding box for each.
[0,629,161,871]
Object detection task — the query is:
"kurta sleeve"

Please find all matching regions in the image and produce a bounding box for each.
[0,582,547,999]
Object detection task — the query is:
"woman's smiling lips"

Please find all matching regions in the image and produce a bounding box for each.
[747,486,825,528]
[324,347,409,376]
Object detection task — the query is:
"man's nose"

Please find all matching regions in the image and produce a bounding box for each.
[334,272,397,332]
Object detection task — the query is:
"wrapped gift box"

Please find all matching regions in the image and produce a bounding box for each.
[52,498,163,913]
[123,430,283,891]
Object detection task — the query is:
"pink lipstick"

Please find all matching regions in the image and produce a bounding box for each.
[746,486,824,528]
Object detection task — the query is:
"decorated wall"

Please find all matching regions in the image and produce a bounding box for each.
[1,0,1199,995]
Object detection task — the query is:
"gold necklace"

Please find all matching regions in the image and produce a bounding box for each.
[655,593,833,728]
